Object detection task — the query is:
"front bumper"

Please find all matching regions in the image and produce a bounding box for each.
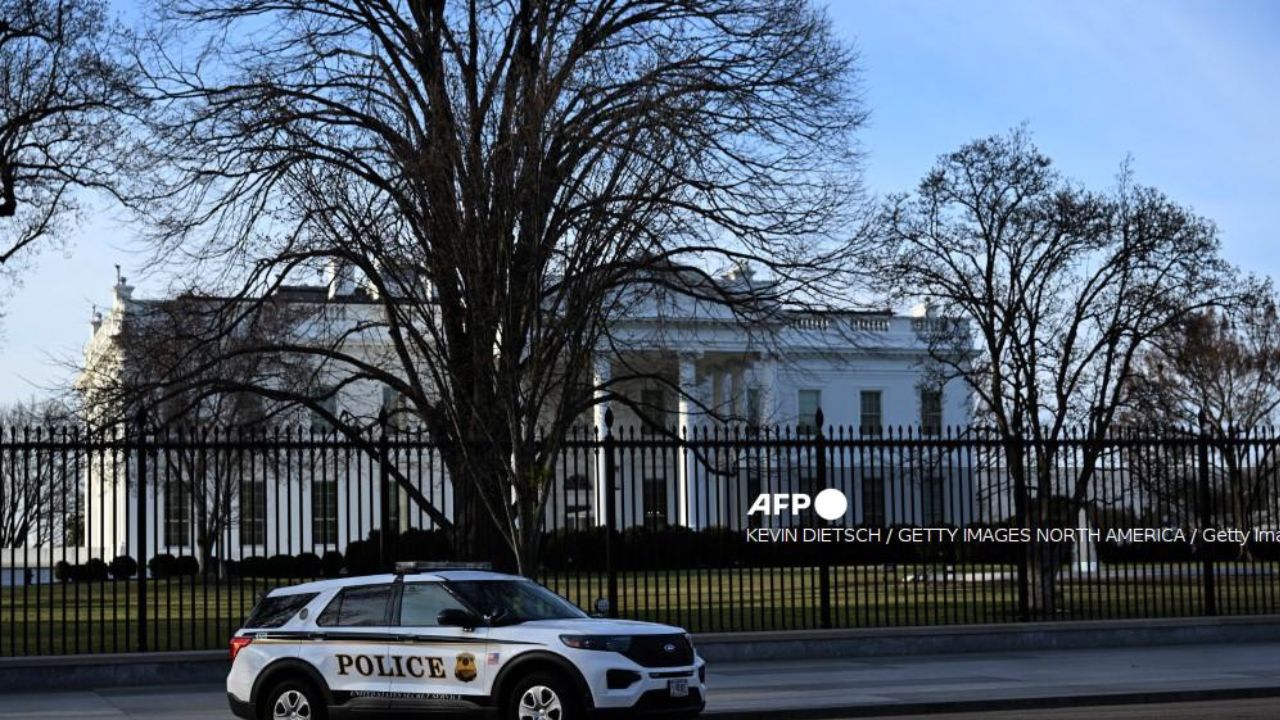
[584,654,706,718]
[591,686,705,717]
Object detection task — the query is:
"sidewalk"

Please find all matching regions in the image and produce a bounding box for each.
[1,642,1278,719]
[706,642,1280,718]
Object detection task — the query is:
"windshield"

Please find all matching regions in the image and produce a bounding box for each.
[447,580,587,624]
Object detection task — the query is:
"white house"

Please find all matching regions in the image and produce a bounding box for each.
[76,269,974,565]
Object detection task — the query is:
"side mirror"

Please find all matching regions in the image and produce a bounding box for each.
[437,608,481,630]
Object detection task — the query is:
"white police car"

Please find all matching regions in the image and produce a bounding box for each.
[227,565,706,719]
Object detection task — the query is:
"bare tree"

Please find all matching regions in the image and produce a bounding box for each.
[1123,293,1280,557]
[875,129,1238,613]
[0,0,135,288]
[0,400,79,548]
[129,0,869,572]
[81,294,318,575]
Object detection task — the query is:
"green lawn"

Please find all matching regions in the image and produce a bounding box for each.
[2,564,1278,656]
[0,577,269,656]
[539,563,1280,632]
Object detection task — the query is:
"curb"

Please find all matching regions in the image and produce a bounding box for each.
[694,614,1280,662]
[0,650,228,693]
[703,686,1280,719]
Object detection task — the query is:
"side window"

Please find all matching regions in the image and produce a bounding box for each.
[399,583,467,627]
[317,584,392,627]
[245,592,318,629]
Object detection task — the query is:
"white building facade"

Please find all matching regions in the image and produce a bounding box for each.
[76,274,974,566]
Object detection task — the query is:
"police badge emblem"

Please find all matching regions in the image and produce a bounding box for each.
[454,652,478,682]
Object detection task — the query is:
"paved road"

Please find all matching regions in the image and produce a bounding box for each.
[707,643,1280,716]
[2,687,1279,720]
[857,698,1280,719]
[3,642,1280,718]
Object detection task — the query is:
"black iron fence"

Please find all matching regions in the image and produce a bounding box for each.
[3,415,1280,655]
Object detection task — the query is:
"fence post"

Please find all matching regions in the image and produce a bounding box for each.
[603,409,619,619]
[815,407,832,630]
[378,414,393,571]
[134,409,148,653]
[1012,431,1030,622]
[1197,411,1217,616]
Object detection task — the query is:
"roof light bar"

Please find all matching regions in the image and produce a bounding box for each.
[393,561,493,573]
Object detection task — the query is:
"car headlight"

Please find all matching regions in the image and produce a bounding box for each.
[560,634,633,653]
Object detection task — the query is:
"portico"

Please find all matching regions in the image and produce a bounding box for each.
[589,348,777,529]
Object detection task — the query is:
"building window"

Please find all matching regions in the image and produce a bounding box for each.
[861,475,885,527]
[922,475,944,525]
[564,474,590,492]
[859,390,882,435]
[643,477,669,529]
[313,480,339,546]
[381,386,413,429]
[640,387,666,433]
[570,381,594,434]
[566,504,594,529]
[164,482,191,548]
[747,387,763,428]
[921,388,943,436]
[239,478,267,546]
[232,392,266,427]
[310,388,339,432]
[797,389,821,436]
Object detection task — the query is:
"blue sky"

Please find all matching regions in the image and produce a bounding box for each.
[1,0,1277,404]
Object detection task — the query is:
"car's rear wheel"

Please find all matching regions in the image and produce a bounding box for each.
[260,679,327,720]
[505,671,580,720]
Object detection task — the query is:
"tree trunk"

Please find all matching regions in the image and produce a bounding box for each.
[514,520,542,579]
[1027,543,1061,617]
[196,531,216,578]
[450,453,513,570]
[1025,493,1069,617]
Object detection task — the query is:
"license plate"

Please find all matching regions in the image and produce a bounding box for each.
[668,679,689,698]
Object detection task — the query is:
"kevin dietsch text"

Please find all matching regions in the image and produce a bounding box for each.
[745,527,1278,547]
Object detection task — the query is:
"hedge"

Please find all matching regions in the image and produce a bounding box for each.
[109,555,138,580]
[53,559,110,582]
[344,528,453,575]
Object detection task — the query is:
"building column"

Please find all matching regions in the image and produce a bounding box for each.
[713,369,728,421]
[710,369,725,421]
[676,351,699,528]
[593,355,611,527]
[758,353,779,429]
[729,366,744,423]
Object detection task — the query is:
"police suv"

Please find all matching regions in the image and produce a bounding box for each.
[227,565,707,719]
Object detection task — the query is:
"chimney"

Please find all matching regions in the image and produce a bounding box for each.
[90,306,104,337]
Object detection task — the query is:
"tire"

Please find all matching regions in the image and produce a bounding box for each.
[504,670,581,720]
[258,678,327,720]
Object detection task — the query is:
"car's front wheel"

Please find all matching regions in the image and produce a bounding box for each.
[505,671,580,720]
[260,679,327,720]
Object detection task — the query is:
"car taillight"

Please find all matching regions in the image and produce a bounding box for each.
[229,636,253,662]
